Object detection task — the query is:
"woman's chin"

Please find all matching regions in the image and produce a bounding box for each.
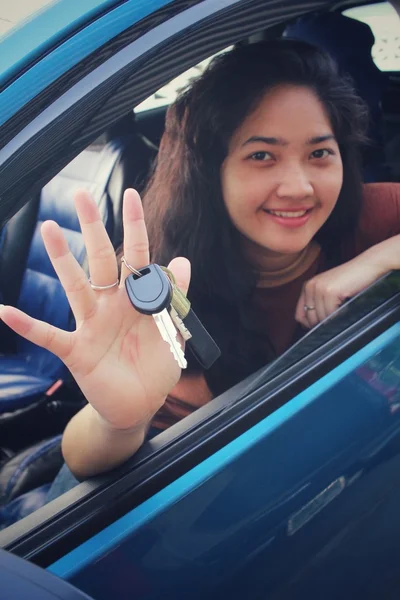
[255,240,311,256]
[241,232,313,260]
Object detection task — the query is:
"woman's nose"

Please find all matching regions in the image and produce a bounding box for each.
[275,166,314,199]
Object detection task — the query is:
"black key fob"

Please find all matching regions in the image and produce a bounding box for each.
[185,310,221,370]
[125,264,172,315]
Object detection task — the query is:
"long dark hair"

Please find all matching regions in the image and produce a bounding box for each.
[143,39,369,395]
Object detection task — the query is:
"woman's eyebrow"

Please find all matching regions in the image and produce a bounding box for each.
[242,136,288,147]
[241,134,336,147]
[307,134,336,145]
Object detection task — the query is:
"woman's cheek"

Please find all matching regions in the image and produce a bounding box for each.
[221,167,248,216]
[315,166,343,211]
[327,161,343,195]
[221,160,270,220]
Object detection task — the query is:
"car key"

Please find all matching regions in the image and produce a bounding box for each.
[161,267,221,370]
[125,264,187,369]
[169,305,192,341]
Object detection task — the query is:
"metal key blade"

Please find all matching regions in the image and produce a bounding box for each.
[169,306,192,341]
[153,309,187,369]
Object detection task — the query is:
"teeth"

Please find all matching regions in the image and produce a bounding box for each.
[267,210,308,218]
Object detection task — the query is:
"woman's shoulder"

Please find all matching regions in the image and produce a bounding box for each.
[355,182,400,249]
[360,182,400,231]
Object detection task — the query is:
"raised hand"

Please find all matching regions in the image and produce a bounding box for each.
[0,189,191,433]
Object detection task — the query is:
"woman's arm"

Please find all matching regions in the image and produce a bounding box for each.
[295,234,400,328]
[62,404,149,479]
[0,189,191,478]
[62,371,212,478]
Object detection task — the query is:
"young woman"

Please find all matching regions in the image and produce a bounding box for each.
[1,40,399,492]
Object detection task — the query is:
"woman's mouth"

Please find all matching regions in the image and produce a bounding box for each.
[262,207,314,228]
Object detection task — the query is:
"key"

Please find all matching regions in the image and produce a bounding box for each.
[125,264,187,369]
[161,267,221,370]
[169,306,192,341]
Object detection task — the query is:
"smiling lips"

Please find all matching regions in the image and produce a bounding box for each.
[263,207,314,228]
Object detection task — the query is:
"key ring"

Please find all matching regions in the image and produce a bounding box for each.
[121,256,142,277]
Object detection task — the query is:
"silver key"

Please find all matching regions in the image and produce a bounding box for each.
[169,306,192,341]
[153,309,187,369]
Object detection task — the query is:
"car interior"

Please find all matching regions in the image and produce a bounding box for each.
[0,0,399,550]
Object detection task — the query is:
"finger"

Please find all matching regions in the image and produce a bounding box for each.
[314,287,327,323]
[295,290,307,327]
[323,292,343,321]
[120,189,149,284]
[167,257,191,295]
[295,288,312,328]
[303,282,319,328]
[74,189,118,291]
[0,305,72,361]
[41,221,97,324]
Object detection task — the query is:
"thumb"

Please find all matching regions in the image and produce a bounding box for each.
[167,257,191,295]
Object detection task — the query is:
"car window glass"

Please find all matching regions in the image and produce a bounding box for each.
[343,2,400,71]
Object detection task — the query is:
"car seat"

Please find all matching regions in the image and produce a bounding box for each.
[284,12,390,182]
[0,548,94,598]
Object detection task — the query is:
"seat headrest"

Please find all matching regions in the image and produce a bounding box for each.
[105,110,137,141]
[284,12,388,106]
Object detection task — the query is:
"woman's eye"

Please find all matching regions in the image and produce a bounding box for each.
[310,148,333,160]
[249,151,273,161]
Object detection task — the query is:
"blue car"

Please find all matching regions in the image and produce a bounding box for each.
[0,0,400,598]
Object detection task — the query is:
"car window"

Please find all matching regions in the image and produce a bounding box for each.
[343,2,400,71]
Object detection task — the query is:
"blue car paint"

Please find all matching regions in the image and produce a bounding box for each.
[0,0,120,84]
[0,0,176,126]
[48,323,400,599]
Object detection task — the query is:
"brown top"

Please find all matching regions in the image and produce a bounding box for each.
[152,183,400,431]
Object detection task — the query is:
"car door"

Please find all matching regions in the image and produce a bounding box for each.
[1,0,400,598]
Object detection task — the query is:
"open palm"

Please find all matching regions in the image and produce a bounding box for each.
[0,189,191,431]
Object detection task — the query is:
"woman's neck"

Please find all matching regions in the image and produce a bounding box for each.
[243,239,321,288]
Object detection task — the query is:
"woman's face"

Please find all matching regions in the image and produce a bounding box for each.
[221,85,343,260]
